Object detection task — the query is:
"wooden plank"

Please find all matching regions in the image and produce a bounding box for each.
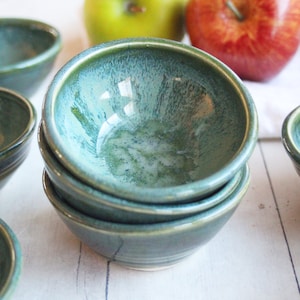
[260,139,300,291]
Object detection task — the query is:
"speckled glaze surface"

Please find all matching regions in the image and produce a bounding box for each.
[0,18,61,97]
[42,164,250,270]
[0,88,36,189]
[39,123,248,224]
[282,106,300,175]
[42,38,258,204]
[0,219,22,300]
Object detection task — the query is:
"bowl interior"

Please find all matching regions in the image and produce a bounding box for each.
[0,88,36,154]
[0,219,22,299]
[43,38,257,203]
[0,18,59,69]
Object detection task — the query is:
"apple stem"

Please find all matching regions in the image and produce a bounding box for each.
[125,1,146,14]
[226,1,244,21]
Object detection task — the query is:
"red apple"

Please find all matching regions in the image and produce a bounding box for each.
[185,0,300,81]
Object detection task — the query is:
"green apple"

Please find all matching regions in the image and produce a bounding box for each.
[83,0,187,45]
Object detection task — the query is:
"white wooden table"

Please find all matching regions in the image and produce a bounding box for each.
[1,0,300,299]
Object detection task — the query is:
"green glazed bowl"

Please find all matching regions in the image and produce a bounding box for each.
[282,106,300,175]
[39,122,248,224]
[0,219,22,300]
[42,37,258,204]
[0,18,62,97]
[42,165,250,270]
[0,88,36,189]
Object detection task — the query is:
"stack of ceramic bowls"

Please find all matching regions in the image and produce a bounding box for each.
[39,38,258,270]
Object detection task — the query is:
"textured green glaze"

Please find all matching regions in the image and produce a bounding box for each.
[0,18,61,97]
[38,124,247,224]
[282,106,300,176]
[0,88,36,189]
[102,119,199,187]
[0,219,22,299]
[43,38,258,203]
[43,164,250,270]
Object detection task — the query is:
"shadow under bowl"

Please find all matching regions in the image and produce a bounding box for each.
[0,88,36,189]
[39,123,249,224]
[282,106,300,175]
[0,219,22,300]
[42,37,258,204]
[0,18,62,97]
[42,165,250,270]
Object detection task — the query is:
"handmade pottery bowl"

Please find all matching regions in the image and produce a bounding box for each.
[282,106,300,175]
[0,88,36,189]
[0,18,61,97]
[0,219,22,299]
[38,123,248,224]
[42,164,250,270]
[42,37,258,204]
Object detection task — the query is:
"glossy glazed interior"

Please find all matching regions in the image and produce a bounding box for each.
[0,20,57,68]
[0,89,32,152]
[43,38,258,203]
[0,18,61,97]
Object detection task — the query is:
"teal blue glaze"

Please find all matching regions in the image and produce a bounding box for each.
[0,219,22,300]
[42,164,250,270]
[102,119,198,187]
[282,106,300,176]
[0,18,61,98]
[38,124,247,224]
[0,88,36,189]
[42,38,258,204]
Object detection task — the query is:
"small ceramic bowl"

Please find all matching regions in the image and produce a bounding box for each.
[0,219,22,299]
[0,88,36,189]
[282,106,300,175]
[42,37,258,204]
[43,165,250,270]
[0,18,62,97]
[39,122,249,224]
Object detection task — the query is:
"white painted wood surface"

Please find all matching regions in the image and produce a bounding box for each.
[1,0,300,299]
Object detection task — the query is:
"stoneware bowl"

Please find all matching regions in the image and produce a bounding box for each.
[0,18,62,97]
[0,88,36,189]
[39,122,248,224]
[42,165,250,270]
[42,37,258,204]
[38,122,247,224]
[0,219,22,299]
[282,106,300,175]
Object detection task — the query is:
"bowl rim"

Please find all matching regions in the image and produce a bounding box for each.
[42,37,258,204]
[0,18,62,74]
[282,105,300,163]
[42,164,250,234]
[39,121,248,216]
[0,219,22,300]
[0,87,36,156]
